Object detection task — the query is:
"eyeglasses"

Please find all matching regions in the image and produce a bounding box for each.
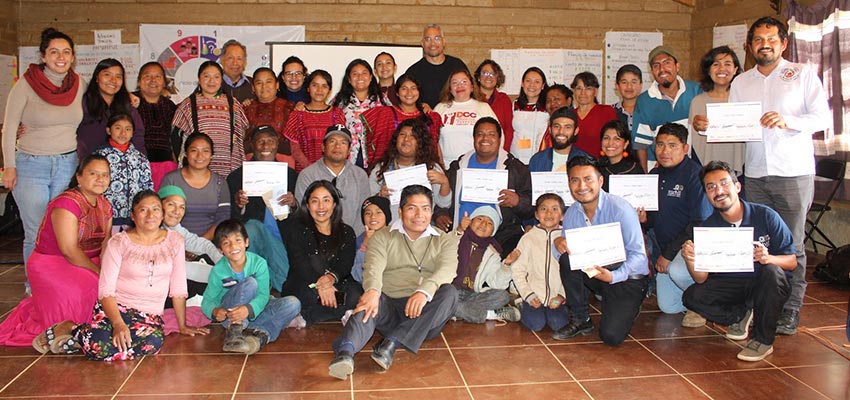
[284,71,304,77]
[450,79,470,86]
[423,36,443,43]
[148,260,154,287]
[705,179,734,193]
[480,71,496,78]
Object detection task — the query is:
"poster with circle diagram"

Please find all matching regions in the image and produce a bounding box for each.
[140,24,304,103]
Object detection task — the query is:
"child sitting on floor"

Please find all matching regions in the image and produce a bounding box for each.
[201,219,301,355]
[93,113,153,228]
[510,193,569,332]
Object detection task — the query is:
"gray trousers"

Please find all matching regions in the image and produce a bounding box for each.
[746,175,813,312]
[333,284,458,354]
[454,289,511,323]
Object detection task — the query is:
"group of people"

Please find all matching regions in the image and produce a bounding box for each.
[0,16,830,374]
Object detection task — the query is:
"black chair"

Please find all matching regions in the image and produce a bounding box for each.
[805,158,846,253]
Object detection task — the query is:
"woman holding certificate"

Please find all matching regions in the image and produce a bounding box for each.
[688,46,744,174]
[368,119,451,222]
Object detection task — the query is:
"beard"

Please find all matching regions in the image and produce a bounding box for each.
[552,135,573,150]
[755,49,779,66]
[660,79,674,89]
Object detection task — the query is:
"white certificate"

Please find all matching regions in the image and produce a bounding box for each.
[564,222,627,270]
[262,189,290,219]
[243,162,289,197]
[693,227,755,273]
[608,174,659,211]
[460,169,509,204]
[383,164,432,205]
[531,172,573,206]
[706,102,763,142]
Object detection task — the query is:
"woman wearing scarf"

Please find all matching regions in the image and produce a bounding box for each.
[453,206,520,323]
[1,28,86,274]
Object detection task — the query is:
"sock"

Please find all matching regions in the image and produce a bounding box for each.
[485,310,498,320]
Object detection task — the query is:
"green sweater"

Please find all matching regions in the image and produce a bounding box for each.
[201,251,270,320]
[362,226,459,299]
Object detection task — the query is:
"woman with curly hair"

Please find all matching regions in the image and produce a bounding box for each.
[475,60,513,152]
[368,118,451,222]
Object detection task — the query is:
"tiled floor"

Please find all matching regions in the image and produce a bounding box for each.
[0,233,848,399]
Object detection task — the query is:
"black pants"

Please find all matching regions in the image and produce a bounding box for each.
[683,264,789,345]
[284,278,363,326]
[333,284,458,354]
[560,255,648,346]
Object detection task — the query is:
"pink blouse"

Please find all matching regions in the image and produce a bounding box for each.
[98,230,188,315]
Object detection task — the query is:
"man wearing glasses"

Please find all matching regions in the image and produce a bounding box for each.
[405,24,467,109]
[680,160,795,362]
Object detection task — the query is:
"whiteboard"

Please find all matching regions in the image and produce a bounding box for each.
[268,42,422,100]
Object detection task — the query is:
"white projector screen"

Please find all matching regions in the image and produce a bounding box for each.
[268,42,423,100]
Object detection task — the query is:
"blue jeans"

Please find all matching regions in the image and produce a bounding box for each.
[656,251,696,314]
[218,276,301,342]
[244,220,290,291]
[13,151,77,266]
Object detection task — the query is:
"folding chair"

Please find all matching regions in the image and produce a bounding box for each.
[805,158,846,253]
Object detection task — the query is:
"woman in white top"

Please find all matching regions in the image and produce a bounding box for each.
[511,67,550,164]
[689,46,744,174]
[433,68,497,167]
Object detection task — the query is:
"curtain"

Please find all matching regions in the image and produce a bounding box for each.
[785,0,850,199]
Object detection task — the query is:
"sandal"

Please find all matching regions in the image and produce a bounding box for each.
[32,324,59,354]
[49,335,79,355]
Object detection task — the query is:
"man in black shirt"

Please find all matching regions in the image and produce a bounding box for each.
[404,24,467,109]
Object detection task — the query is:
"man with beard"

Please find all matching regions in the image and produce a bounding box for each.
[681,161,795,361]
[528,107,590,172]
[631,46,702,172]
[405,24,467,109]
[728,17,831,335]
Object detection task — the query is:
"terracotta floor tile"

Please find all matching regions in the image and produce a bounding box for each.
[628,311,721,340]
[115,396,233,400]
[451,345,571,385]
[469,382,590,399]
[237,353,351,393]
[685,369,826,400]
[799,304,849,330]
[0,283,26,302]
[641,294,662,312]
[0,343,39,357]
[236,393,351,400]
[766,333,850,367]
[783,363,850,400]
[158,324,227,355]
[351,349,464,390]
[119,354,243,395]
[0,356,38,388]
[581,375,709,400]
[271,322,344,353]
[0,266,26,283]
[0,355,137,397]
[804,283,850,304]
[641,337,772,373]
[441,319,541,348]
[550,341,675,380]
[353,387,471,399]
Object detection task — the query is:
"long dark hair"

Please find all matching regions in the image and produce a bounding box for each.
[375,118,444,182]
[300,180,346,250]
[394,73,433,128]
[332,59,381,108]
[305,70,333,105]
[69,154,109,189]
[516,67,548,109]
[182,132,214,168]
[699,46,742,92]
[85,58,133,120]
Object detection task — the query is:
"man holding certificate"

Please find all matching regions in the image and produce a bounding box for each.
[436,117,533,257]
[681,161,795,362]
[644,123,713,325]
[552,156,649,346]
[728,17,832,336]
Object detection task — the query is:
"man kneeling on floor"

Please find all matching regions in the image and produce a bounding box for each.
[329,185,459,379]
[681,161,795,362]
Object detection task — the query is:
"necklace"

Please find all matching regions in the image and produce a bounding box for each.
[404,235,433,276]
